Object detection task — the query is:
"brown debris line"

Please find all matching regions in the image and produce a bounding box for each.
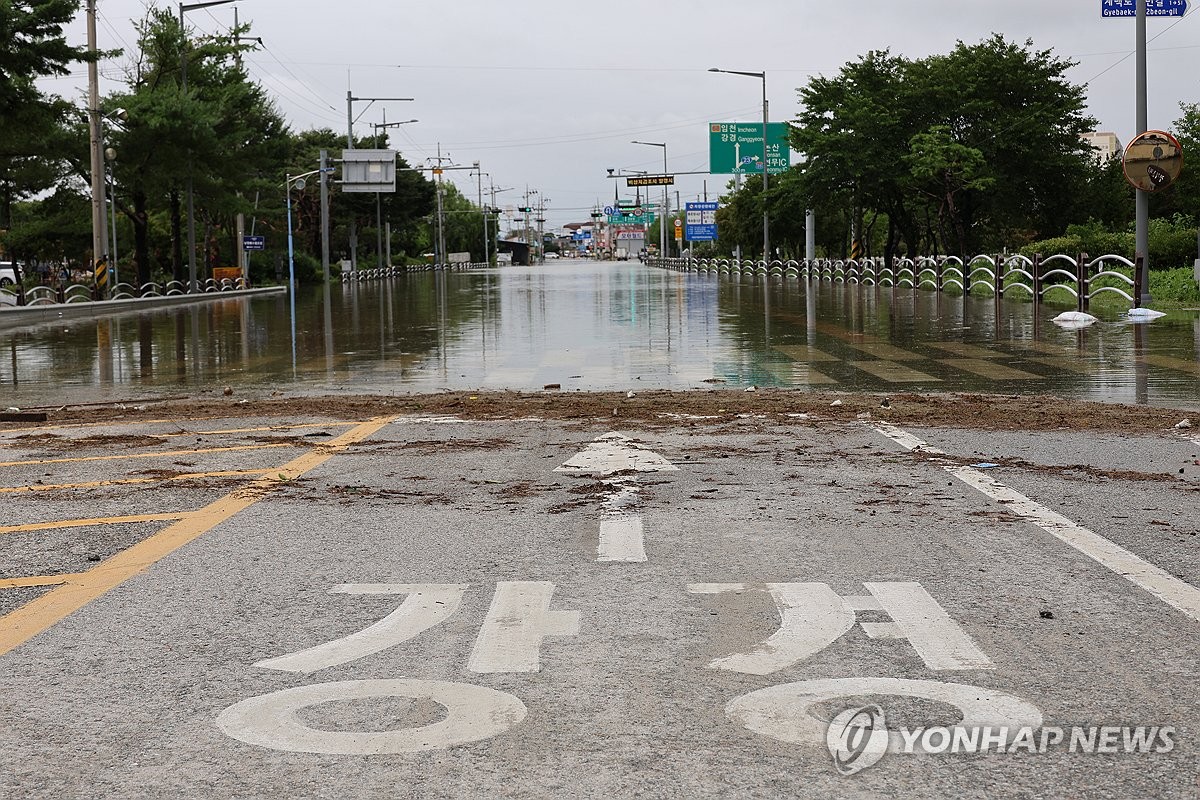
[5,432,163,450]
[494,482,556,500]
[1,390,1196,434]
[904,449,1184,484]
[357,437,516,454]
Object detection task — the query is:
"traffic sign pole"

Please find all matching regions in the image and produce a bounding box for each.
[1136,0,1150,304]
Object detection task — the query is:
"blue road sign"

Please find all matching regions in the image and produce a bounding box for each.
[1102,0,1186,17]
[685,202,719,242]
[243,236,265,251]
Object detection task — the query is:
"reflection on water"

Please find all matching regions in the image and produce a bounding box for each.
[1,260,1198,408]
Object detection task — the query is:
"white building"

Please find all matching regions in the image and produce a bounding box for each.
[1081,131,1123,163]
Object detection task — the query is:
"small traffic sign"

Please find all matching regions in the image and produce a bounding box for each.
[673,219,682,228]
[243,236,265,251]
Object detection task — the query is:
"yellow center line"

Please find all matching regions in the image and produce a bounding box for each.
[0,469,275,494]
[0,513,195,535]
[0,415,397,658]
[0,442,295,468]
[147,421,358,439]
[0,574,85,590]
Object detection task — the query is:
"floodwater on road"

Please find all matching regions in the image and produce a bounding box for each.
[1,259,1199,408]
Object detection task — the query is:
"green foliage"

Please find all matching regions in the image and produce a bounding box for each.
[777,35,1096,259]
[1020,216,1196,270]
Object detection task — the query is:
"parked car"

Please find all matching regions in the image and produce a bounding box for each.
[0,261,20,287]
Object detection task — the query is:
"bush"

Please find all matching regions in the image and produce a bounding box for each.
[1021,216,1197,271]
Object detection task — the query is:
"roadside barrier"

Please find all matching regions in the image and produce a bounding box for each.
[644,254,1142,310]
[0,277,250,307]
[339,263,491,282]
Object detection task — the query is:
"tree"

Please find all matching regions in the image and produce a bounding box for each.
[0,0,94,277]
[102,8,289,284]
[786,36,1097,258]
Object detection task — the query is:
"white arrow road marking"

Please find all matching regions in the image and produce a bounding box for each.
[875,421,1200,622]
[599,516,646,562]
[556,433,678,563]
[555,432,679,476]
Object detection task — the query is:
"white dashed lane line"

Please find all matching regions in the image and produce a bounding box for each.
[873,422,1200,623]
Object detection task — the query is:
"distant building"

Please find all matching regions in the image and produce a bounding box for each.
[1081,131,1122,163]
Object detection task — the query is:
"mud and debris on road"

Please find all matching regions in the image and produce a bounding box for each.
[6,389,1197,435]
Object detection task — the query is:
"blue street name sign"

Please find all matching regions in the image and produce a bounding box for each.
[243,235,265,251]
[1102,0,1187,17]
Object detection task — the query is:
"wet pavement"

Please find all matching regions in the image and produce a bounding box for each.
[1,258,1198,407]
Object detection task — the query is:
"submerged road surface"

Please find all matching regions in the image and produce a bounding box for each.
[0,404,1197,798]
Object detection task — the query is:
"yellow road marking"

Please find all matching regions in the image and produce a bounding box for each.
[147,421,358,439]
[0,574,84,590]
[0,442,294,468]
[0,513,194,535]
[0,416,396,658]
[0,469,274,494]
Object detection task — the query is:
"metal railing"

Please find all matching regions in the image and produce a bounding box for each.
[338,262,492,282]
[0,277,250,307]
[644,254,1142,310]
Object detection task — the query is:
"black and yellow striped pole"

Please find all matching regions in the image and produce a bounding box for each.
[851,240,864,261]
[93,256,108,300]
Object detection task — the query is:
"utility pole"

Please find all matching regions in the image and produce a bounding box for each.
[345,86,413,271]
[320,149,331,282]
[432,144,448,264]
[474,164,488,264]
[86,0,109,296]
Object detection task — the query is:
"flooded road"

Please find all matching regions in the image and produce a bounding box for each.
[1,258,1198,408]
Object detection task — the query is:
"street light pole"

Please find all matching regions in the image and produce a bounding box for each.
[180,0,237,293]
[631,140,668,258]
[710,68,769,261]
[1135,0,1151,304]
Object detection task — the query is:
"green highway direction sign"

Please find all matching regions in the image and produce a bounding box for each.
[608,212,656,225]
[709,122,791,175]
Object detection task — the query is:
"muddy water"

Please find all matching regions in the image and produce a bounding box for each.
[1,259,1198,408]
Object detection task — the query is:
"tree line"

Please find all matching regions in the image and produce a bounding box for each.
[712,35,1199,269]
[0,1,493,286]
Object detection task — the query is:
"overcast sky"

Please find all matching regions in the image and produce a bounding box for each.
[50,0,1199,230]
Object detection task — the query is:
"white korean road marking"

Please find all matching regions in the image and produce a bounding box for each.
[216,679,526,754]
[728,678,1042,753]
[467,582,581,673]
[875,421,1200,622]
[255,584,468,674]
[556,433,678,563]
[860,582,992,670]
[690,582,990,674]
[598,516,646,562]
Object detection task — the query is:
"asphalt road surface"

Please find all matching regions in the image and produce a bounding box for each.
[1,407,1197,798]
